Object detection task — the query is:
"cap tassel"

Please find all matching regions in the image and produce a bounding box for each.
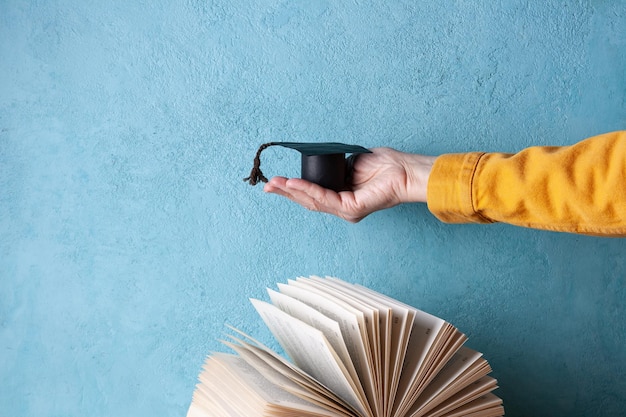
[244,142,277,185]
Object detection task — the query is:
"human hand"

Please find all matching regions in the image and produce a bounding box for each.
[263,148,436,222]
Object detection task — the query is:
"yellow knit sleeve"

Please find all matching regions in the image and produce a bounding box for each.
[426,131,626,236]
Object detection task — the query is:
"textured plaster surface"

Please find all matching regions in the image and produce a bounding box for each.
[1,1,626,416]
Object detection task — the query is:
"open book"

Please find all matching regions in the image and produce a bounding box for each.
[187,276,504,417]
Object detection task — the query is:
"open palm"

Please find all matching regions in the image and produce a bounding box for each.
[263,148,435,222]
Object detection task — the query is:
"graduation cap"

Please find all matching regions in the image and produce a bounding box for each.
[244,142,372,192]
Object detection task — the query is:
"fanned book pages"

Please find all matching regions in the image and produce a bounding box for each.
[187,276,504,417]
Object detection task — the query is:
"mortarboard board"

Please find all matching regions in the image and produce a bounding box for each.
[244,142,372,192]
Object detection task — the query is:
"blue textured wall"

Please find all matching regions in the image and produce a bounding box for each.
[1,1,625,416]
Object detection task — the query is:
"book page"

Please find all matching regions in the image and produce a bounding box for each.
[189,362,241,417]
[277,281,376,407]
[189,354,267,416]
[224,324,353,407]
[227,332,353,405]
[391,315,464,416]
[325,276,415,415]
[302,277,383,375]
[225,316,360,415]
[211,356,262,415]
[286,278,375,367]
[304,276,469,417]
[213,353,341,416]
[425,376,499,417]
[295,276,384,415]
[403,325,468,415]
[407,346,489,416]
[307,278,386,382]
[223,339,353,417]
[438,392,503,417]
[267,288,361,388]
[250,298,371,417]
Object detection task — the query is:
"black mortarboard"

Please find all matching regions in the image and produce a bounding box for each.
[244,142,372,192]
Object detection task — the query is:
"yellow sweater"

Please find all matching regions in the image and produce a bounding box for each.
[427,131,626,236]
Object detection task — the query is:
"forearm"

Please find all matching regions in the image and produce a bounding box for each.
[425,131,626,236]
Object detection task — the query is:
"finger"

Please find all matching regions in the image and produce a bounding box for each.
[267,178,337,212]
[284,178,342,204]
[264,177,326,211]
[283,182,334,212]
[263,176,289,193]
[284,178,358,217]
[264,184,295,200]
[265,177,362,220]
[263,177,303,203]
